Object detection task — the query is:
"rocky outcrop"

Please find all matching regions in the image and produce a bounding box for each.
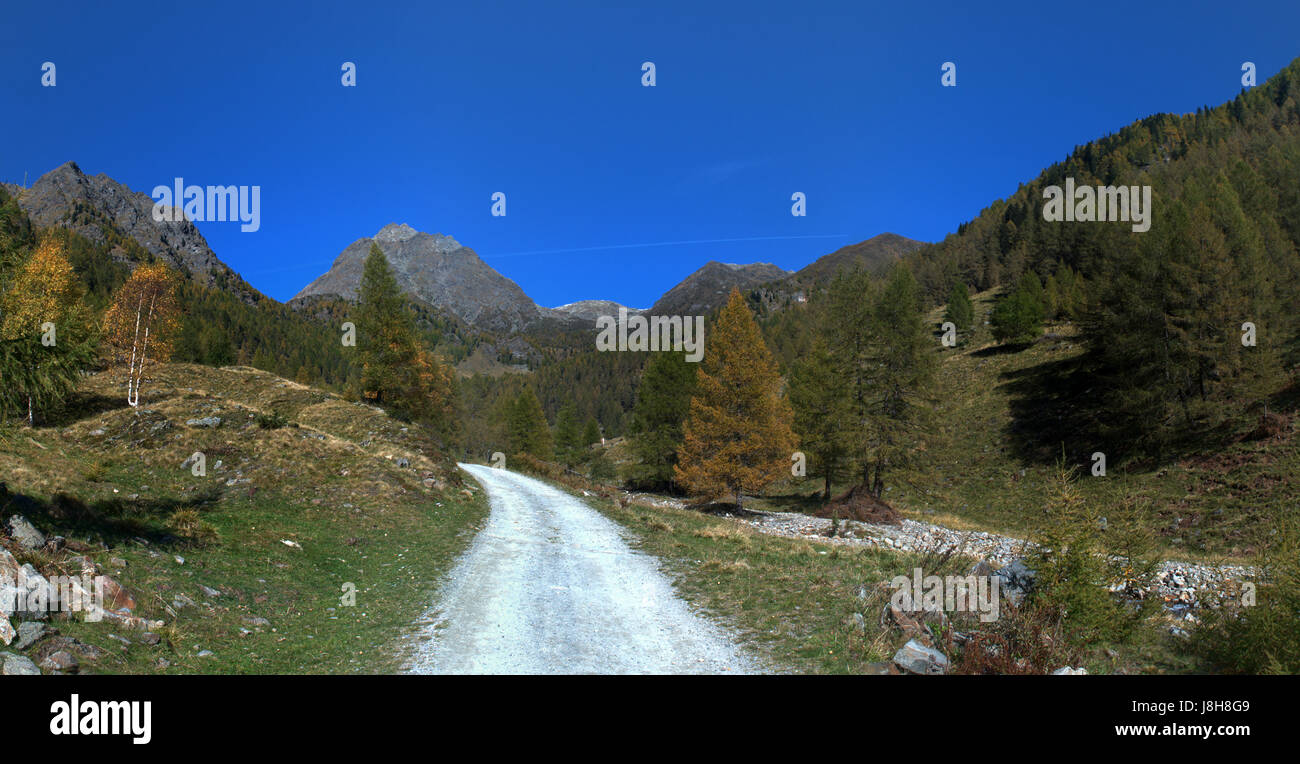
[10,162,263,302]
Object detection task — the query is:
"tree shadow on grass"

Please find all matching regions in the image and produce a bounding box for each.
[1000,353,1110,468]
[0,483,221,548]
[37,391,131,428]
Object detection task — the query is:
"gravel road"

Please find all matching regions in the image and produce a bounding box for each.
[405,464,759,674]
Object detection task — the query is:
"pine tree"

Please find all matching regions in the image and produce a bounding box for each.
[356,244,418,410]
[627,351,696,490]
[102,262,181,407]
[508,387,554,460]
[581,417,601,447]
[553,401,582,466]
[674,289,796,508]
[865,265,936,495]
[354,244,457,430]
[943,281,974,333]
[787,338,850,500]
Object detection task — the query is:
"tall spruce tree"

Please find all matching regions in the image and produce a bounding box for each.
[787,338,850,500]
[943,281,974,333]
[354,244,456,430]
[675,289,796,508]
[627,350,697,490]
[508,387,554,460]
[865,265,936,496]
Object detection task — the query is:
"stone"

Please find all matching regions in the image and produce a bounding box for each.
[892,639,949,675]
[1,651,40,675]
[5,514,47,550]
[1050,666,1088,675]
[0,617,13,646]
[863,661,900,675]
[40,651,78,673]
[185,417,222,428]
[14,621,46,650]
[99,575,137,612]
[395,457,410,468]
[139,632,161,645]
[198,584,221,598]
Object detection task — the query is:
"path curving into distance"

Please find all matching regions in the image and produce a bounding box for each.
[406,463,760,674]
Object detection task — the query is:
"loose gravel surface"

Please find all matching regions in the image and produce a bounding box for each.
[405,464,760,675]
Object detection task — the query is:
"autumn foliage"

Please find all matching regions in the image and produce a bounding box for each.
[674,288,796,508]
[0,236,95,423]
[102,263,181,406]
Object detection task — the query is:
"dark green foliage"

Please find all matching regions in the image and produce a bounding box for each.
[942,281,974,333]
[553,401,583,466]
[787,338,850,499]
[581,417,601,447]
[356,244,417,409]
[990,275,1046,345]
[823,265,935,495]
[1025,464,1157,647]
[625,351,697,490]
[506,387,553,460]
[1191,519,1300,673]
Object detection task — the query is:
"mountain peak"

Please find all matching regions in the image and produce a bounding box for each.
[650,261,789,315]
[375,222,420,242]
[293,225,544,333]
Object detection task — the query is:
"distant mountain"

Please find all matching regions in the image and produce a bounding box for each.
[793,232,928,285]
[292,223,554,334]
[7,161,262,302]
[552,299,643,322]
[649,261,790,316]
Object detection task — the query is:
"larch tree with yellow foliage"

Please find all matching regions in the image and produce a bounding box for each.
[0,236,97,425]
[102,263,181,406]
[674,288,796,509]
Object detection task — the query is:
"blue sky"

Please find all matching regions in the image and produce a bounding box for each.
[2,0,1298,308]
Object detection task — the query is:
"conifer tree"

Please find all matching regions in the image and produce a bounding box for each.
[865,265,936,495]
[508,387,554,460]
[675,289,796,508]
[787,338,850,500]
[356,244,418,410]
[942,281,974,333]
[553,401,582,465]
[627,350,696,490]
[354,244,457,430]
[581,417,601,447]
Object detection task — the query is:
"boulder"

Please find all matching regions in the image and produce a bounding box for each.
[892,638,949,675]
[0,651,40,675]
[5,514,46,550]
[14,621,46,650]
[39,650,78,673]
[994,559,1036,605]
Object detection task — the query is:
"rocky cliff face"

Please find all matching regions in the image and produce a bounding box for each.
[10,162,260,302]
[292,223,552,334]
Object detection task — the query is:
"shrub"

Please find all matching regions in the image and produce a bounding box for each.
[1190,521,1300,673]
[167,508,219,547]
